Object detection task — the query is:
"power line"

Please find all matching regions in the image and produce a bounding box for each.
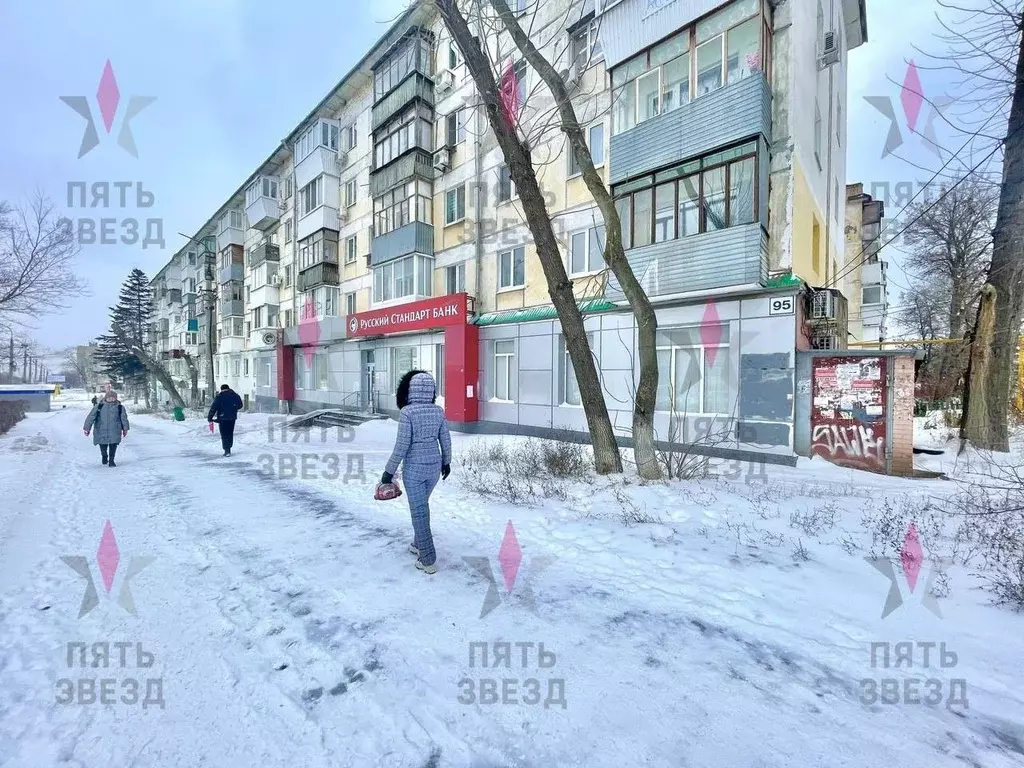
[831,93,1012,289]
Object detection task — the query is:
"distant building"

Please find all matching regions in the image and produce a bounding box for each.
[844,184,887,346]
[75,343,103,391]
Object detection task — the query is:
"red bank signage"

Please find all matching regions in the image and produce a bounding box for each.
[346,293,469,338]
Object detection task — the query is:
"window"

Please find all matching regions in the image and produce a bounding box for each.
[345,292,356,315]
[499,246,526,289]
[814,98,822,167]
[558,333,592,406]
[448,42,461,70]
[186,332,198,345]
[435,344,445,398]
[314,351,330,390]
[374,179,433,237]
[391,347,417,393]
[284,309,293,327]
[284,219,293,243]
[284,265,292,288]
[187,251,197,266]
[610,0,764,134]
[299,176,324,216]
[656,325,730,414]
[253,306,263,329]
[863,286,882,305]
[569,226,605,274]
[244,358,250,376]
[345,179,357,207]
[569,123,605,176]
[446,108,467,146]
[613,142,758,248]
[344,124,357,150]
[296,120,339,162]
[233,359,241,377]
[258,360,271,387]
[445,185,466,224]
[375,105,433,167]
[345,235,358,264]
[373,254,434,302]
[446,263,466,294]
[570,21,602,74]
[374,32,434,101]
[513,60,528,105]
[493,340,515,401]
[283,178,293,199]
[297,230,338,271]
[498,164,516,202]
[294,350,304,390]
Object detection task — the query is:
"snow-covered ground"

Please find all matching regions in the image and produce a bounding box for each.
[0,393,1022,767]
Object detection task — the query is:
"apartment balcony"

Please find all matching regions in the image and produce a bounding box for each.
[606,224,767,302]
[220,299,245,317]
[609,74,772,185]
[183,291,196,307]
[247,241,281,268]
[217,210,246,251]
[369,148,435,198]
[165,288,182,305]
[295,146,340,190]
[220,263,244,284]
[297,262,340,292]
[296,205,340,243]
[372,71,434,132]
[245,177,283,231]
[219,336,247,354]
[249,284,280,309]
[863,261,884,287]
[371,221,433,266]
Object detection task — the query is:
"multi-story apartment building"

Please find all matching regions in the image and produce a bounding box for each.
[844,182,887,346]
[153,0,868,464]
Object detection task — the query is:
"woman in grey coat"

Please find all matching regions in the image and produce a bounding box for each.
[381,370,452,574]
[83,390,130,466]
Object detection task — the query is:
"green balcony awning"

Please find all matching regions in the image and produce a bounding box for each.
[471,299,619,327]
[187,319,199,332]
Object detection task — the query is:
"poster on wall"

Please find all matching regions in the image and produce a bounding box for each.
[811,357,885,423]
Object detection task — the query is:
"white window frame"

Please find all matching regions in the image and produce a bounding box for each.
[445,262,466,294]
[568,122,606,177]
[498,246,526,290]
[345,291,357,315]
[284,219,293,243]
[493,340,516,402]
[568,225,606,276]
[445,185,466,225]
[345,179,358,208]
[345,235,358,264]
[498,164,517,202]
[655,327,731,415]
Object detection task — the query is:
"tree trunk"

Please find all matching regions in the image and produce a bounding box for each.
[126,342,187,409]
[961,284,997,451]
[487,0,662,480]
[206,304,216,403]
[979,26,1024,451]
[184,352,200,407]
[438,0,622,474]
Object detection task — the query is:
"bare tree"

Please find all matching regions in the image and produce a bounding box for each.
[437,0,623,474]
[480,0,661,479]
[0,193,87,320]
[62,347,92,390]
[921,1,1024,451]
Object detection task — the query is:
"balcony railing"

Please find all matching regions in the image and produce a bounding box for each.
[369,148,435,198]
[372,71,434,131]
[220,263,244,284]
[220,299,245,317]
[297,262,340,292]
[248,241,281,268]
[166,288,182,305]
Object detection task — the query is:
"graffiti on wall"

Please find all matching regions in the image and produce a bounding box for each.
[811,357,888,472]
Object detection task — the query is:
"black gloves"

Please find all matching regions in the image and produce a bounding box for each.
[441,464,450,480]
[381,471,393,485]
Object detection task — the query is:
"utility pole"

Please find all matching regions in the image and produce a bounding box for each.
[21,345,28,384]
[7,332,14,383]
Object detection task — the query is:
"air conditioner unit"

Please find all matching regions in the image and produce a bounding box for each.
[436,69,455,95]
[811,290,838,320]
[559,66,581,90]
[269,273,283,287]
[338,207,348,225]
[819,30,840,67]
[433,147,451,172]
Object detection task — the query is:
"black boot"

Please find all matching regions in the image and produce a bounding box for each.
[108,443,118,467]
[100,445,108,465]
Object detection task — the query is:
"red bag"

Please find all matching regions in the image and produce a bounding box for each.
[374,482,403,501]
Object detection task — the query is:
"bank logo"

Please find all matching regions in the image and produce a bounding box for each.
[60,60,155,159]
[865,60,953,159]
[61,521,153,618]
[464,521,554,619]
[866,523,948,619]
[349,316,359,335]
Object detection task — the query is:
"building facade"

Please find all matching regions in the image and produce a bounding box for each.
[844,182,887,346]
[150,0,869,464]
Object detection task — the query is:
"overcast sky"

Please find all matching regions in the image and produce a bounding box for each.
[0,0,989,364]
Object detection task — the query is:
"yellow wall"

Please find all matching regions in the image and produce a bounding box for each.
[789,158,839,288]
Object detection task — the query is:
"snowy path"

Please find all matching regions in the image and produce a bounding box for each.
[1,403,1022,767]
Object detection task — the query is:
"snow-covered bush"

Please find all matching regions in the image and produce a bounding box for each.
[789,501,839,538]
[458,437,591,505]
[0,401,26,435]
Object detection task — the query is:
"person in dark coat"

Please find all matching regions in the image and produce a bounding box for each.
[83,390,130,466]
[381,370,452,575]
[207,384,244,456]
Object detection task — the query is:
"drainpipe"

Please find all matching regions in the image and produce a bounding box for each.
[824,0,836,290]
[473,0,484,303]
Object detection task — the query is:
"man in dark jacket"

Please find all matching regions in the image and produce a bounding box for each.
[207,384,244,456]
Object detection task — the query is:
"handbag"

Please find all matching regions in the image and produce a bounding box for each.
[374,482,403,501]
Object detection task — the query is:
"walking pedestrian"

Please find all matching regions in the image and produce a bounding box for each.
[381,370,451,575]
[83,390,130,467]
[207,384,244,456]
